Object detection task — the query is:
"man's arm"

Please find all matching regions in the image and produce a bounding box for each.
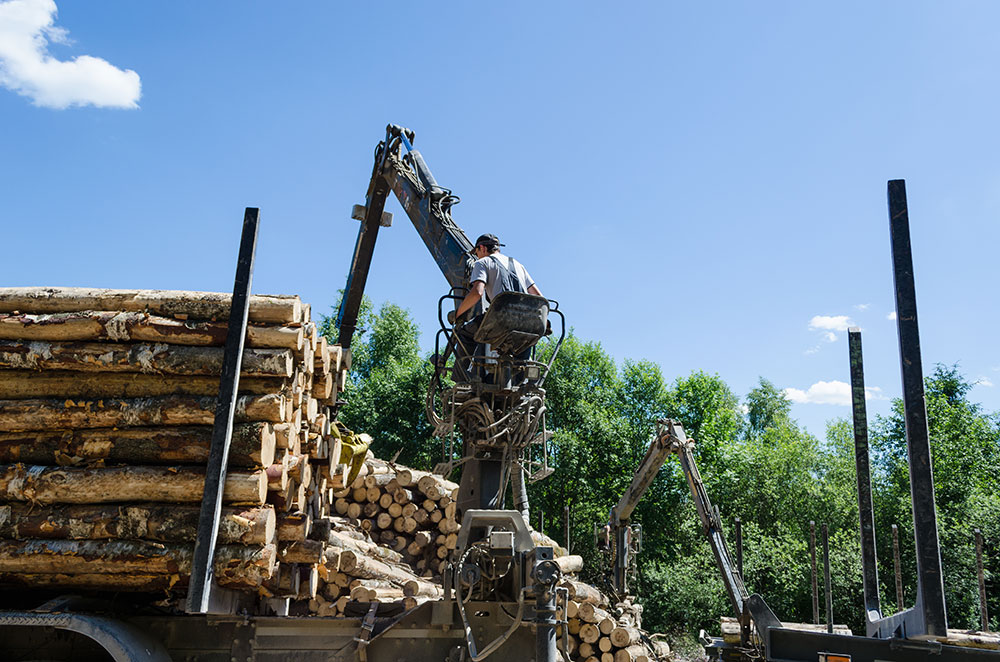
[528,284,542,297]
[455,281,486,319]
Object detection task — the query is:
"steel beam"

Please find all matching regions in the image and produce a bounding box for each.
[888,179,948,637]
[186,208,259,613]
[849,327,883,631]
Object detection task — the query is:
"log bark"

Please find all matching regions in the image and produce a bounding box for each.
[0,311,304,349]
[613,645,649,662]
[0,464,267,504]
[0,423,275,467]
[0,287,302,324]
[0,539,275,577]
[0,394,284,431]
[0,370,289,400]
[0,503,274,545]
[562,579,605,605]
[0,572,183,591]
[0,340,293,377]
[338,550,417,584]
[553,554,584,574]
[277,539,325,564]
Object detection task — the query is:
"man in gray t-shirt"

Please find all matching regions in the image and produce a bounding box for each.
[451,233,543,378]
[455,233,542,319]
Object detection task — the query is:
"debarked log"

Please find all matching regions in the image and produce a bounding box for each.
[0,340,293,377]
[0,370,289,400]
[0,503,275,545]
[0,465,267,504]
[0,423,276,467]
[0,287,302,324]
[0,311,304,350]
[0,539,275,584]
[0,394,284,431]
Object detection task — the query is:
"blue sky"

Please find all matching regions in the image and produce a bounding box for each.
[2,1,998,439]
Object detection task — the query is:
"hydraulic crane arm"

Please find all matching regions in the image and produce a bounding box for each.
[337,124,475,349]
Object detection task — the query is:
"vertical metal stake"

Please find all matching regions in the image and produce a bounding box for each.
[735,517,743,580]
[976,529,989,632]
[810,521,820,625]
[186,208,260,613]
[564,504,571,553]
[823,524,833,633]
[888,179,948,636]
[848,328,882,628]
[892,524,904,611]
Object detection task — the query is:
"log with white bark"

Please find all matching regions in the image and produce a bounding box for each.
[562,579,605,605]
[553,554,584,574]
[0,287,302,324]
[0,394,285,431]
[0,503,274,545]
[0,423,276,467]
[0,465,267,505]
[610,624,642,648]
[0,340,293,377]
[0,311,304,349]
[337,551,419,584]
[0,539,275,577]
[0,370,290,400]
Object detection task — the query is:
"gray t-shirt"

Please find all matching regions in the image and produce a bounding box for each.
[470,252,535,306]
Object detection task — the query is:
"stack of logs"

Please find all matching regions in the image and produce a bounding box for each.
[0,287,345,591]
[559,585,668,662]
[0,287,665,661]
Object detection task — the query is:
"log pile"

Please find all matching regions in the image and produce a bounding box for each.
[0,287,344,591]
[0,287,667,660]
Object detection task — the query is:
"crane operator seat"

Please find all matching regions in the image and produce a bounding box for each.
[472,290,550,357]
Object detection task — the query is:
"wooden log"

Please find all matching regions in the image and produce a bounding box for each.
[553,554,584,575]
[278,539,325,564]
[0,394,284,432]
[298,565,319,600]
[338,550,418,584]
[403,578,443,598]
[0,340,293,377]
[613,645,649,662]
[567,601,580,620]
[0,423,276,467]
[562,579,604,605]
[0,287,302,324]
[599,617,615,636]
[0,539,275,577]
[579,603,610,623]
[610,625,642,648]
[0,370,289,400]
[0,503,274,545]
[326,530,404,565]
[0,311,304,350]
[275,511,310,542]
[0,465,266,505]
[580,623,601,644]
[598,637,613,653]
[568,618,582,635]
[0,572,183,591]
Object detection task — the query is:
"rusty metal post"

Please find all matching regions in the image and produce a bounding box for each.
[976,529,989,632]
[823,524,833,633]
[892,524,904,610]
[810,521,820,625]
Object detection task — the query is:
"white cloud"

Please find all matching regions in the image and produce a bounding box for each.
[887,312,897,321]
[0,0,140,109]
[976,377,994,388]
[854,303,871,311]
[822,331,837,343]
[809,315,854,332]
[784,380,884,406]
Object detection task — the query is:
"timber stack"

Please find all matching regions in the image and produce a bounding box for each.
[0,287,344,592]
[0,286,666,661]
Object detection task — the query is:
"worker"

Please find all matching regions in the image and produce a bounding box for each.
[451,233,542,379]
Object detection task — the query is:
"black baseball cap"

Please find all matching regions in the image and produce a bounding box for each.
[474,233,504,249]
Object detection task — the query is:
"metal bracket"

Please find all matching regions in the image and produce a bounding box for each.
[229,620,256,662]
[354,602,380,662]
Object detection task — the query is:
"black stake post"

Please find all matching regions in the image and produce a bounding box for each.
[848,328,882,630]
[186,208,260,614]
[810,521,820,625]
[892,524,904,610]
[888,179,948,637]
[976,529,989,632]
[823,524,833,634]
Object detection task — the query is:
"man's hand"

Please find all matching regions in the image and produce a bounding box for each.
[447,310,457,325]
